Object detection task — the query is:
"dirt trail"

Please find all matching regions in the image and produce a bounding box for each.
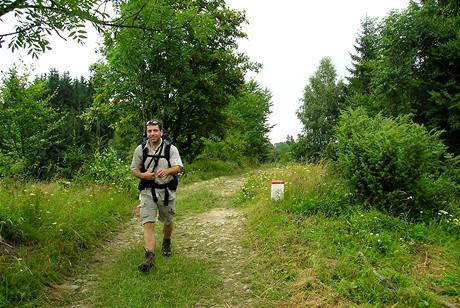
[53,175,253,307]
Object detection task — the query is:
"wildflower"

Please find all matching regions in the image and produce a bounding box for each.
[439,210,448,215]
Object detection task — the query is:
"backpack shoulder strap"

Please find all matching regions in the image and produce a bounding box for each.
[164,143,172,168]
[141,142,148,163]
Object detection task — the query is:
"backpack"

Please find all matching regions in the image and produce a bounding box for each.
[138,137,179,207]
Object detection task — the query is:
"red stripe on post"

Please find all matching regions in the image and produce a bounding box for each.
[271,181,284,184]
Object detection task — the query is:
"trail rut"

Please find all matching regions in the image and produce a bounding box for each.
[52,175,253,307]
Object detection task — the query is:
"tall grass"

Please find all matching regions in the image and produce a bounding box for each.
[0,180,136,306]
[180,158,253,183]
[60,181,236,307]
[233,164,460,307]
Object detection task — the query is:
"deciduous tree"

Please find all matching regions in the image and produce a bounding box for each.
[0,0,154,58]
[294,57,345,160]
[86,0,252,159]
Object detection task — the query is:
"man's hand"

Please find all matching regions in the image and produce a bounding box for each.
[155,168,169,178]
[142,170,156,180]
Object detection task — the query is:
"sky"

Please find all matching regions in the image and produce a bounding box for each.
[0,0,409,143]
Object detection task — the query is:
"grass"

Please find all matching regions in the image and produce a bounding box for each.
[3,162,458,307]
[81,248,221,307]
[180,158,252,183]
[0,160,252,307]
[233,163,460,307]
[58,179,237,307]
[0,180,137,307]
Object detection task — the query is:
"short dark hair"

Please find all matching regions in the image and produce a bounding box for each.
[145,119,162,131]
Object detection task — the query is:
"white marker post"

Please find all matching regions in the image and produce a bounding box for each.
[271,180,285,201]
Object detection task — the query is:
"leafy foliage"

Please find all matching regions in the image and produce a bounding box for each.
[86,0,253,160]
[346,16,380,97]
[225,80,273,162]
[234,164,459,307]
[335,108,453,217]
[199,80,272,163]
[0,67,63,179]
[347,1,460,154]
[77,148,135,190]
[271,141,291,163]
[293,57,345,161]
[0,0,156,58]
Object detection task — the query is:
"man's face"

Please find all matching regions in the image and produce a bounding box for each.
[146,124,162,144]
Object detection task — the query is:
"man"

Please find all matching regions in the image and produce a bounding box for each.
[131,120,183,272]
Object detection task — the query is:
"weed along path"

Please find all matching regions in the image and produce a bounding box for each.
[53,175,255,307]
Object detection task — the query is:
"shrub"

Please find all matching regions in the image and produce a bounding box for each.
[335,108,449,217]
[198,135,247,163]
[76,148,135,190]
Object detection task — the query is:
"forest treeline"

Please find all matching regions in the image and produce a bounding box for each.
[0,1,459,306]
[1,0,459,193]
[289,0,459,161]
[1,0,273,181]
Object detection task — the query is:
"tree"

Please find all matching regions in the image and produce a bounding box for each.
[293,57,345,160]
[86,0,253,160]
[0,67,62,178]
[225,80,273,162]
[0,0,154,58]
[35,69,98,176]
[371,0,460,153]
[346,16,380,98]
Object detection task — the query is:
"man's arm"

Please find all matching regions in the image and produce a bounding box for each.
[132,168,156,180]
[155,165,182,178]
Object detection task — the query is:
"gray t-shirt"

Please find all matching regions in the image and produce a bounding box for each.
[131,139,183,200]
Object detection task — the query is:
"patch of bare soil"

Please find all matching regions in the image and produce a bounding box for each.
[176,207,253,307]
[49,175,254,307]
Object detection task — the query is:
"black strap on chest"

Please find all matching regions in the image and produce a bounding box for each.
[138,141,175,206]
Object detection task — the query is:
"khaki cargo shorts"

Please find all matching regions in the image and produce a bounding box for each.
[139,188,176,225]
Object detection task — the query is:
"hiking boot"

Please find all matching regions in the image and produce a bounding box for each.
[138,248,155,272]
[162,239,172,257]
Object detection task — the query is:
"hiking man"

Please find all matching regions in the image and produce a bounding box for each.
[130,120,183,272]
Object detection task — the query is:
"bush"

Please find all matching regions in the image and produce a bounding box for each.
[285,176,353,217]
[76,148,135,190]
[335,108,450,217]
[198,135,247,163]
